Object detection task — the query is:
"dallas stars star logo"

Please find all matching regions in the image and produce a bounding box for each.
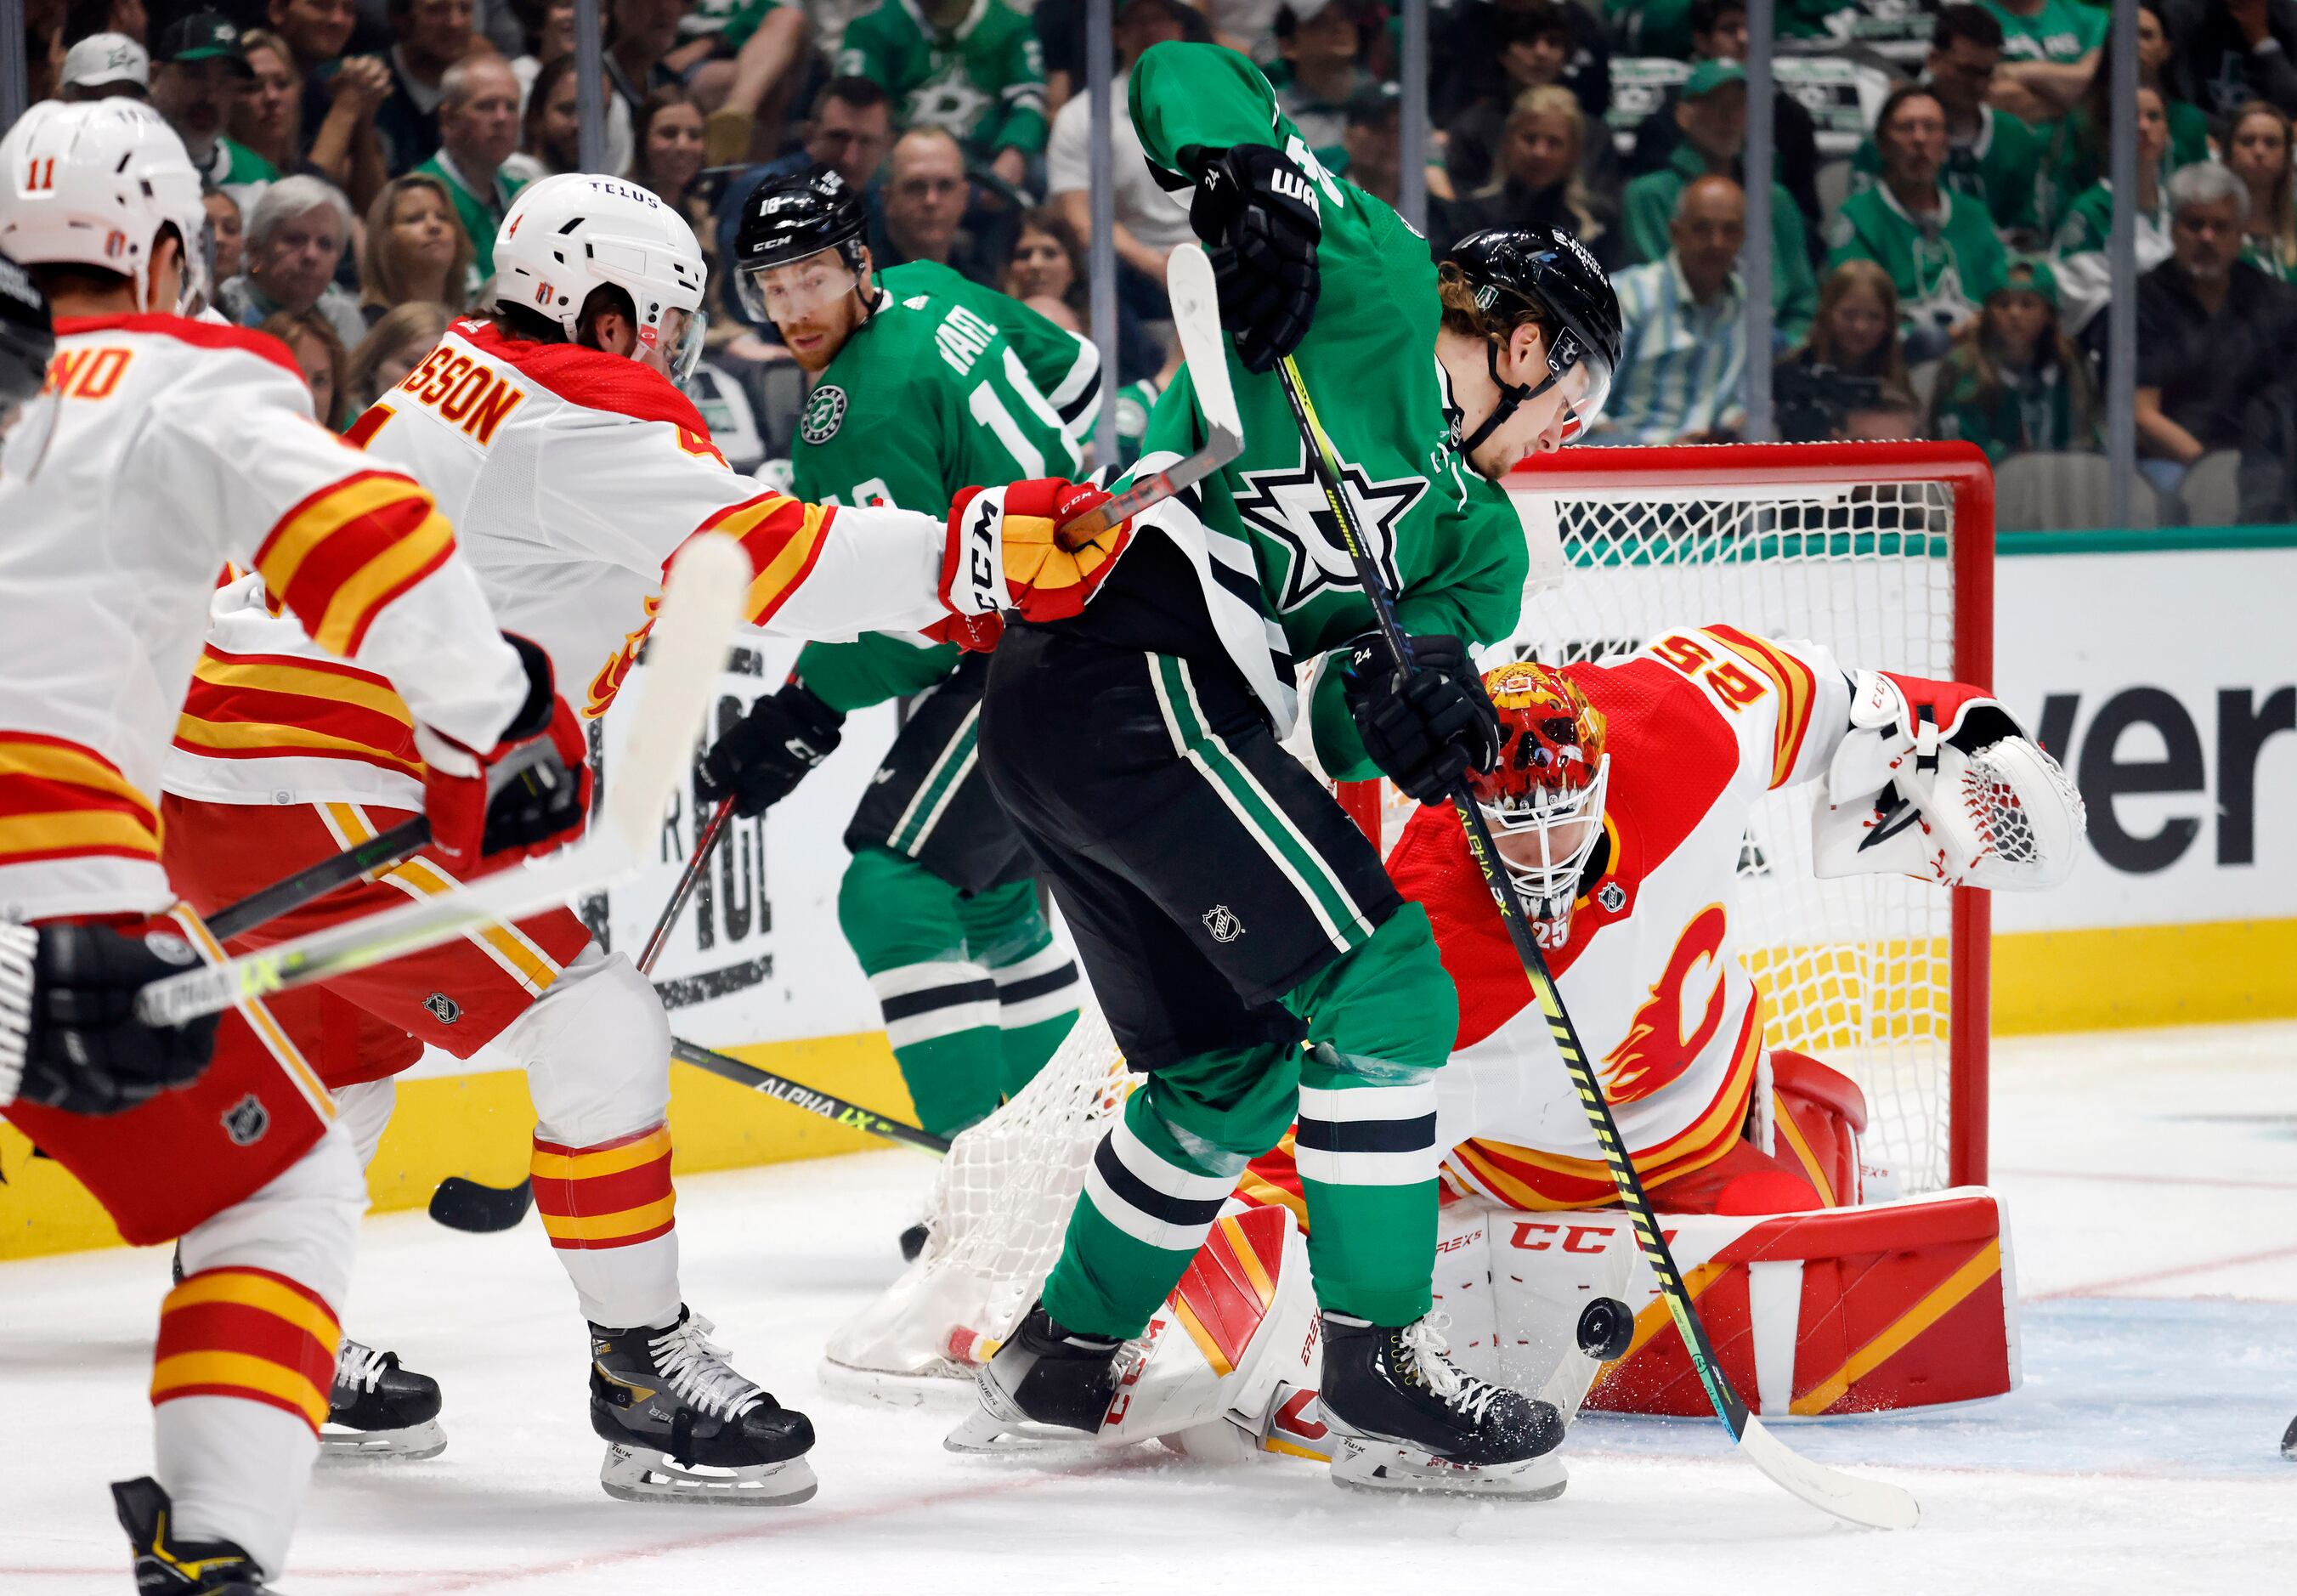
[905,62,992,139]
[1232,445,1427,613]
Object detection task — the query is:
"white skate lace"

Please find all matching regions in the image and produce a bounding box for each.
[648,1315,765,1422]
[1398,1315,1503,1425]
[334,1338,388,1395]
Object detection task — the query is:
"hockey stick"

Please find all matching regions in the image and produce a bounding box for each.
[429,796,741,1232]
[203,818,433,943]
[135,535,750,1028]
[669,1037,949,1153]
[1055,242,1240,550]
[1272,355,1918,1532]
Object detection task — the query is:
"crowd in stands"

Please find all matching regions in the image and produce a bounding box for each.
[17,0,2297,524]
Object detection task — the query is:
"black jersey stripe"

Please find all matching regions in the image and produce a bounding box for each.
[1092,1135,1230,1229]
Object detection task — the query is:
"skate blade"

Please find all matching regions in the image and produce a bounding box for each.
[320,1418,448,1462]
[598,1444,818,1507]
[1329,1437,1569,1501]
[942,1403,1106,1455]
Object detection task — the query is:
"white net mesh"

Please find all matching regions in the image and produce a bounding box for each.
[825,452,1982,1382]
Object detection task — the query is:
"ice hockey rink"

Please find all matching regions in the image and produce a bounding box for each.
[5,1019,2293,1596]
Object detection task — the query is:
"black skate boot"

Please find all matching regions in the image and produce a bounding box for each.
[1316,1311,1567,1498]
[111,1476,271,1593]
[588,1305,817,1505]
[944,1300,1125,1452]
[323,1338,446,1460]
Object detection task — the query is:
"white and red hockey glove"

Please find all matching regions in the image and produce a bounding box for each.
[1813,671,2085,891]
[416,634,593,878]
[940,478,1132,631]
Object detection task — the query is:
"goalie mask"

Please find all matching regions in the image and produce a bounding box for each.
[1465,662,1610,926]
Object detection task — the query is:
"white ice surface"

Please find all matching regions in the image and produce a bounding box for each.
[5,1021,2295,1595]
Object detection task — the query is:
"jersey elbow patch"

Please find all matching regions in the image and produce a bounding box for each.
[252,471,457,658]
[692,493,834,627]
[1701,624,1820,789]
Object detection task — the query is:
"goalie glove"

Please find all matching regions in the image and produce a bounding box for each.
[416,634,593,877]
[0,922,219,1117]
[942,478,1132,625]
[697,678,845,818]
[1813,671,2086,891]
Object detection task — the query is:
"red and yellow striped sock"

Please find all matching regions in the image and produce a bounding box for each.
[530,1123,676,1250]
[150,1268,341,1435]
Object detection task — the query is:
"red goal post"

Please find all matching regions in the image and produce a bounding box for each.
[1332,441,1994,1191]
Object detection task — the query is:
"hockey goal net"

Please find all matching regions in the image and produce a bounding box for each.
[825,441,1994,1384]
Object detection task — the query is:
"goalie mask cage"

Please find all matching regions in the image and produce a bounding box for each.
[825,440,1994,1385]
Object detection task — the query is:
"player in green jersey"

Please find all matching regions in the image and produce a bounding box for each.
[700,167,1084,1145]
[836,0,1047,188]
[947,41,1622,1495]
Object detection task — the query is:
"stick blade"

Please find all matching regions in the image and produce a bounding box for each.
[427,1176,533,1233]
[608,534,751,856]
[1738,1415,1921,1531]
[1165,243,1241,465]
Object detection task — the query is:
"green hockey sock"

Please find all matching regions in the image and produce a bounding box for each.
[839,846,1001,1137]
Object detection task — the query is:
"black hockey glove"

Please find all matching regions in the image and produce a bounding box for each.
[1187,142,1321,374]
[1339,632,1502,806]
[696,679,846,818]
[0,923,220,1118]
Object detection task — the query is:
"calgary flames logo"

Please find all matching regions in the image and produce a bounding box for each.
[586,591,661,720]
[1600,903,1728,1104]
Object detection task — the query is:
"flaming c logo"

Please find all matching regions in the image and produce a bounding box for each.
[586,592,661,720]
[1599,903,1728,1104]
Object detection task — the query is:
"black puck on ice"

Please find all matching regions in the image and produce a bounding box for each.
[1576,1296,1634,1362]
[898,1221,931,1262]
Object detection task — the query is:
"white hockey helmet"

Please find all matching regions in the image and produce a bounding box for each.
[492,173,709,381]
[0,99,209,314]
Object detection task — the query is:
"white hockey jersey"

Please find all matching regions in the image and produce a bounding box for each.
[164,317,954,809]
[1389,625,1864,1210]
[0,314,525,922]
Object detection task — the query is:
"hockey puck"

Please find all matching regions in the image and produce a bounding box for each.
[1576,1296,1634,1363]
[898,1220,931,1262]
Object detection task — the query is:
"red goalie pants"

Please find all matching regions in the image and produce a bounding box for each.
[1240,1050,1868,1220]
[161,796,684,1329]
[2,908,361,1581]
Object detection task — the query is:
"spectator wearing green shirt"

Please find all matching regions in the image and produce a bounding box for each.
[151,13,278,209]
[1825,84,2010,362]
[1983,0,2104,122]
[837,0,1049,194]
[1623,60,1817,341]
[690,1,812,168]
[1926,255,2100,463]
[2037,4,2210,232]
[410,54,527,283]
[2050,86,2175,337]
[2229,100,2297,282]
[1852,7,2046,243]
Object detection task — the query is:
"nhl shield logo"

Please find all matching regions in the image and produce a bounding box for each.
[1202,904,1243,943]
[425,992,461,1024]
[1598,881,1626,913]
[221,1094,270,1146]
[799,383,847,444]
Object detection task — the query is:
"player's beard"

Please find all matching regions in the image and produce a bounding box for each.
[779,292,866,373]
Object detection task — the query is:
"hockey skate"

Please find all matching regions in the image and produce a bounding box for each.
[1315,1311,1568,1499]
[112,1475,272,1593]
[322,1338,446,1460]
[589,1305,818,1505]
[944,1302,1126,1452]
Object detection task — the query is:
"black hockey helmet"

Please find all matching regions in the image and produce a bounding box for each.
[0,251,54,412]
[732,166,870,325]
[1444,225,1622,450]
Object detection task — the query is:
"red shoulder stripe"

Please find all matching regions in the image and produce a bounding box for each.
[449,318,711,434]
[53,314,303,382]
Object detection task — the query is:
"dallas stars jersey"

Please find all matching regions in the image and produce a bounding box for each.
[836,0,1048,157]
[1391,626,1864,1209]
[1823,184,2008,348]
[1851,104,2045,235]
[1117,42,1530,779]
[880,258,1101,448]
[1982,0,2105,65]
[789,277,1077,710]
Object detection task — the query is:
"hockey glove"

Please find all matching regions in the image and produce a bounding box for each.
[0,923,219,1117]
[1188,143,1321,374]
[417,634,592,877]
[1340,632,1502,805]
[697,679,846,818]
[942,478,1132,626]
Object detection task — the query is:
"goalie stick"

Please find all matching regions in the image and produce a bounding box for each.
[134,535,750,1028]
[1055,242,1240,550]
[1272,354,1920,1532]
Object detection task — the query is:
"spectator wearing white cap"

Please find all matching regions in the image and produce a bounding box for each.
[59,32,150,100]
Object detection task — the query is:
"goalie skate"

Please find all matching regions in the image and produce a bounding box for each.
[1318,1312,1567,1500]
[322,1338,446,1461]
[590,1307,818,1506]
